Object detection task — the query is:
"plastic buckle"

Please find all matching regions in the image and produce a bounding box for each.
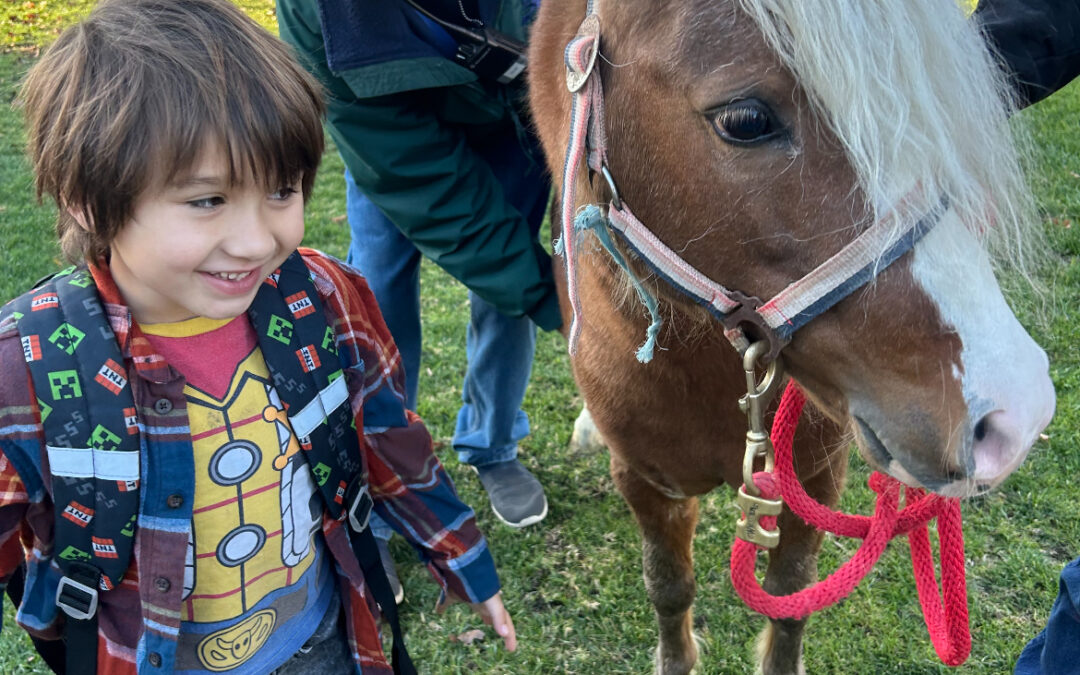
[56,575,99,621]
[346,480,373,534]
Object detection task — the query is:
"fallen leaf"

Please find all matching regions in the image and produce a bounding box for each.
[450,629,486,645]
[331,214,347,223]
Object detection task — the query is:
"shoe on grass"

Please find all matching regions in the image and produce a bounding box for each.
[474,459,548,528]
[375,536,404,605]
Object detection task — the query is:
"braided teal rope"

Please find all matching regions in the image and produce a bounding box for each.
[556,205,663,362]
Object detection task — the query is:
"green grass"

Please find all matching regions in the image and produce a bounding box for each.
[0,2,1078,674]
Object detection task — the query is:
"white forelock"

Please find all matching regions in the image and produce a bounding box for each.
[736,0,1039,270]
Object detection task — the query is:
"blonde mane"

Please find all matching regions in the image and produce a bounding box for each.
[736,0,1040,270]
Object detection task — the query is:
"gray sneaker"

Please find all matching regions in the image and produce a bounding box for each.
[375,536,404,605]
[474,459,548,528]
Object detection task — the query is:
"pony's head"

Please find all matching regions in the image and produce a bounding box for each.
[529,0,1055,497]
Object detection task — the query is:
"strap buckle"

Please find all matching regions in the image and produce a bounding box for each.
[56,575,99,621]
[345,478,373,534]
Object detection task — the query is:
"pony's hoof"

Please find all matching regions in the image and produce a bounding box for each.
[570,405,607,453]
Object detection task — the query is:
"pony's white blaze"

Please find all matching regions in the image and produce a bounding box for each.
[910,210,1056,497]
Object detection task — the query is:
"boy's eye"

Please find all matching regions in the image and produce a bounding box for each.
[187,196,225,209]
[270,186,299,201]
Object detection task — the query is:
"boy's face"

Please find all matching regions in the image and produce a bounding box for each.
[106,148,304,324]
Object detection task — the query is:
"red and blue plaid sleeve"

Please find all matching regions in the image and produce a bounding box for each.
[303,249,501,604]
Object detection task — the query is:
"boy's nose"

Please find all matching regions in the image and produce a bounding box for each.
[226,210,278,260]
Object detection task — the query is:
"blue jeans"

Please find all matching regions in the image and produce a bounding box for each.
[1015,556,1080,675]
[344,167,542,540]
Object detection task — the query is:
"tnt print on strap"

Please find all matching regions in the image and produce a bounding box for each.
[247,251,362,520]
[5,266,140,591]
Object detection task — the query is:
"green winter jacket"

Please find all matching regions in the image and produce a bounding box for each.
[276,0,562,331]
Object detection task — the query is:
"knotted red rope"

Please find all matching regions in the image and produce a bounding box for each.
[730,382,971,666]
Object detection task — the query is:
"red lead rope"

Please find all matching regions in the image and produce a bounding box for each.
[730,382,971,666]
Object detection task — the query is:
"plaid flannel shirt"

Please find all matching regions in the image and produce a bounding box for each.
[0,248,499,674]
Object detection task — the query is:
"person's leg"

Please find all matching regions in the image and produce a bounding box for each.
[1015,556,1080,674]
[454,291,546,526]
[452,117,551,526]
[454,291,536,467]
[344,167,420,600]
[344,167,422,411]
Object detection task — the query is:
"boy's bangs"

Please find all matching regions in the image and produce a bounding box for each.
[154,82,324,197]
[152,33,324,197]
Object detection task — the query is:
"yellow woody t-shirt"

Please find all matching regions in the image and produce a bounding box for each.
[141,316,334,674]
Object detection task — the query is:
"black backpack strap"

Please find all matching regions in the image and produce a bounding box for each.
[249,252,415,675]
[7,265,141,675]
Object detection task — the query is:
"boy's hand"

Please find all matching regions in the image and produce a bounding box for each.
[471,592,517,652]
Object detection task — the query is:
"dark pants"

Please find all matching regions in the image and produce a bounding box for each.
[1015,556,1080,675]
[272,597,354,674]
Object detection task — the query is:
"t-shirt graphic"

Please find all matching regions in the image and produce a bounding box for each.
[142,316,332,674]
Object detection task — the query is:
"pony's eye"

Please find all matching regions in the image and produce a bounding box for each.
[712,100,778,144]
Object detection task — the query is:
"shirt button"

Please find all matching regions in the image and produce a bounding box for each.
[153,398,173,414]
[166,494,183,509]
[148,653,162,667]
[154,577,171,593]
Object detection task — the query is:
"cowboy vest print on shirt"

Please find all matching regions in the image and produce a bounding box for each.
[141,315,334,674]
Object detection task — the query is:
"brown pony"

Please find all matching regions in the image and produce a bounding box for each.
[527,1,1057,673]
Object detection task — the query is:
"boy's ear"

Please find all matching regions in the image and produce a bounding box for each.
[67,207,92,232]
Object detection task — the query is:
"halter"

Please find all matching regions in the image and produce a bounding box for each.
[558,7,970,666]
[559,9,942,364]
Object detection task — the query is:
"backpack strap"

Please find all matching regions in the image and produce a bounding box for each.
[2,255,414,675]
[5,265,141,675]
[249,252,416,675]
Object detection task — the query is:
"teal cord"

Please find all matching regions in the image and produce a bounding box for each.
[572,205,663,362]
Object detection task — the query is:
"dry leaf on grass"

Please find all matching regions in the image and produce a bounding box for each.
[450,629,486,646]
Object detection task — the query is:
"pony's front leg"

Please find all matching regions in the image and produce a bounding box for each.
[610,454,700,675]
[755,450,843,675]
[753,505,822,675]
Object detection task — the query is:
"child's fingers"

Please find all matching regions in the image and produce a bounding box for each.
[477,594,517,652]
[497,607,517,652]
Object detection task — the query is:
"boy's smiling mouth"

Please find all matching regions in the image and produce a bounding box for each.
[208,270,254,281]
[200,268,265,297]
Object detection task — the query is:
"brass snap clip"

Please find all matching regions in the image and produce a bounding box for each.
[734,341,785,548]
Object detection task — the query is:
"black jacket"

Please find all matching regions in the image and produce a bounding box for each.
[976,0,1080,107]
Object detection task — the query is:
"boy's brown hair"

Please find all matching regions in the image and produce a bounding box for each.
[19,0,326,263]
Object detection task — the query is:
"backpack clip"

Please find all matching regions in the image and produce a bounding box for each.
[345,477,373,534]
[56,570,99,621]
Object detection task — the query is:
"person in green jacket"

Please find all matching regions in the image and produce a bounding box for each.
[276,0,557,600]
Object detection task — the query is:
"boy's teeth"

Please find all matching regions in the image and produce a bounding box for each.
[212,271,251,281]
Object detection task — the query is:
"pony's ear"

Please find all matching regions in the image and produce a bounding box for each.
[67,207,92,232]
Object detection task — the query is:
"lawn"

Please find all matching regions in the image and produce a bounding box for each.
[0,2,1078,674]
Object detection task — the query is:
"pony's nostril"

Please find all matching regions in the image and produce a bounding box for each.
[973,416,988,443]
[970,410,1028,483]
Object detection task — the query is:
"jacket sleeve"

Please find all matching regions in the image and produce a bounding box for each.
[276,0,562,332]
[975,0,1080,107]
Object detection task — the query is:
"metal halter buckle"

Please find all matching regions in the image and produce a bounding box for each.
[721,292,789,365]
[56,575,99,621]
[735,485,784,548]
[565,14,601,93]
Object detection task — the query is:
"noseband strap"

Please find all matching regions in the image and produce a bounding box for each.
[559,13,944,363]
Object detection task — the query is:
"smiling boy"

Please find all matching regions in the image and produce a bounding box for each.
[0,1,514,673]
